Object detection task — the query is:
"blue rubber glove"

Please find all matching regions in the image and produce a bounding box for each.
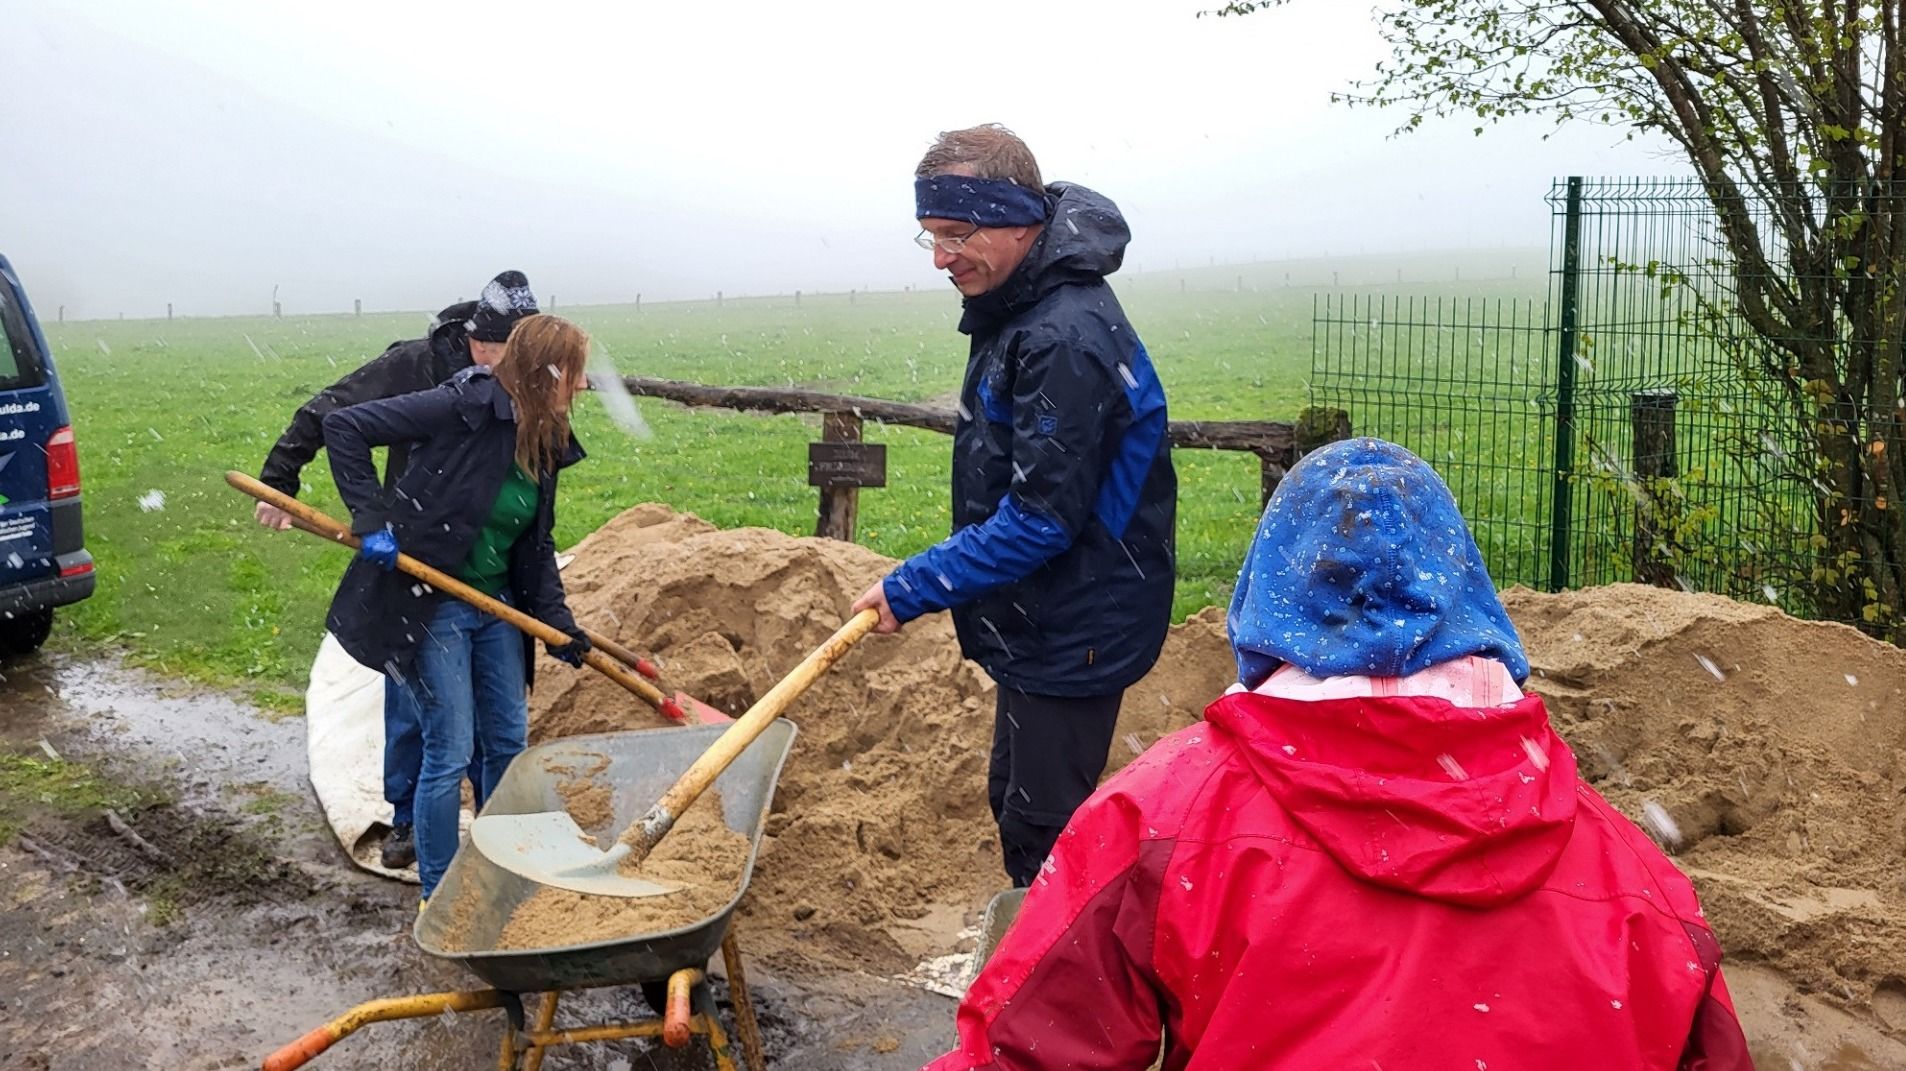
[359,527,400,571]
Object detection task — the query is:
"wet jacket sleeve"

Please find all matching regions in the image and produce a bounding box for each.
[924,793,1166,1071]
[885,339,1125,622]
[1678,966,1755,1069]
[321,386,462,536]
[257,342,434,497]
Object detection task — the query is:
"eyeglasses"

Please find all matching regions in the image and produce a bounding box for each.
[914,225,982,254]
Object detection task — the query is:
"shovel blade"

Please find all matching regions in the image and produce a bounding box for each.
[469,811,681,898]
[678,692,732,725]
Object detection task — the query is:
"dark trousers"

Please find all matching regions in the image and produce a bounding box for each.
[988,687,1124,887]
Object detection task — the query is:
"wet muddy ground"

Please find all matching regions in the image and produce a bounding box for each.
[2,651,1902,1069]
[0,652,951,1070]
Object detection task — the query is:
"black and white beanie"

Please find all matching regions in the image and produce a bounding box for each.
[467,271,538,342]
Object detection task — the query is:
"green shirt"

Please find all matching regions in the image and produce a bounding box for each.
[457,464,539,596]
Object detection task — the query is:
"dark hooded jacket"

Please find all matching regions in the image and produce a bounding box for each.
[884,183,1176,696]
[257,301,478,497]
[926,438,1752,1071]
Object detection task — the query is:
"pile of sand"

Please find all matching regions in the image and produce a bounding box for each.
[532,506,1906,1032]
[1501,584,1906,1025]
[532,505,1002,971]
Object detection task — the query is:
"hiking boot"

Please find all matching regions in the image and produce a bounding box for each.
[381,823,416,869]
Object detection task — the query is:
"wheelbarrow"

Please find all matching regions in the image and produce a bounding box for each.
[263,721,796,1070]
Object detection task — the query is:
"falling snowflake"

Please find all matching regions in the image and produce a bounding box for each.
[1518,736,1549,771]
[136,489,165,513]
[1641,800,1683,848]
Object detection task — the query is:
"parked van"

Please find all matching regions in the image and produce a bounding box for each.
[0,254,93,655]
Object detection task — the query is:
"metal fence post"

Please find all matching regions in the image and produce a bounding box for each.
[1549,176,1585,592]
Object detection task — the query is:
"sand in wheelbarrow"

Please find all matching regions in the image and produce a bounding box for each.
[492,791,751,950]
[546,751,615,831]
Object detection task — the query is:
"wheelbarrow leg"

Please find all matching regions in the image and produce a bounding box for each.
[695,982,741,1071]
[722,930,767,1071]
[494,991,528,1071]
[519,992,561,1071]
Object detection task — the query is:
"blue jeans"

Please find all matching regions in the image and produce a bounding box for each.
[384,673,484,829]
[403,598,528,896]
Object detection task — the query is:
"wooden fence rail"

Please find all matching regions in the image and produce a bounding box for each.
[619,376,1349,541]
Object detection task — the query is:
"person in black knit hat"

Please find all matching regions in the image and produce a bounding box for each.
[253,270,538,872]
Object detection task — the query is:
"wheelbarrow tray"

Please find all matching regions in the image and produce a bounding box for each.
[414,721,797,992]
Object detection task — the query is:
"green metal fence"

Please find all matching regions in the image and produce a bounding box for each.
[1312,176,1890,628]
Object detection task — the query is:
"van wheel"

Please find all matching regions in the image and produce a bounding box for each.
[0,608,54,657]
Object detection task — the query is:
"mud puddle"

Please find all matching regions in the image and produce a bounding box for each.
[0,652,951,1069]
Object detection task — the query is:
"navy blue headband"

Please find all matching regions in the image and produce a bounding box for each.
[915,175,1050,227]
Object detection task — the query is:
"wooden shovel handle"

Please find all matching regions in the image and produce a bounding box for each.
[226,471,681,718]
[288,507,662,679]
[622,608,880,862]
[289,505,661,681]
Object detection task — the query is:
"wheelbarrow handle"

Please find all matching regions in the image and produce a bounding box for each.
[226,471,686,721]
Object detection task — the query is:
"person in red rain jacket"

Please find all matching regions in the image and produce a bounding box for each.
[925,437,1753,1071]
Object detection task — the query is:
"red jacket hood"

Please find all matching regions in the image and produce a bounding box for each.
[1205,690,1578,907]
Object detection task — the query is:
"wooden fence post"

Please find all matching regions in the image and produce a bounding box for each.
[1266,405,1354,507]
[354,298,362,318]
[1631,389,1680,587]
[810,411,884,542]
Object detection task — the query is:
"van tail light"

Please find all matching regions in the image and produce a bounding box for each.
[46,425,80,500]
[59,559,93,578]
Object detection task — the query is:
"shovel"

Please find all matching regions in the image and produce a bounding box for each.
[225,471,729,726]
[470,608,879,897]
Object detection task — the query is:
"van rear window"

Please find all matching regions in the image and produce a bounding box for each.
[1,284,48,392]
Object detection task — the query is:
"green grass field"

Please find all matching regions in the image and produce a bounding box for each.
[42,251,1545,707]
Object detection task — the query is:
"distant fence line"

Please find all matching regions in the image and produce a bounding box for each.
[46,258,1542,325]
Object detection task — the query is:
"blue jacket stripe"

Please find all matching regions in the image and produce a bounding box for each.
[883,495,1072,623]
[1093,341,1168,540]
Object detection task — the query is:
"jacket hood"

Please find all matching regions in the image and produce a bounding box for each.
[959,182,1129,334]
[1228,437,1528,688]
[1207,689,1578,906]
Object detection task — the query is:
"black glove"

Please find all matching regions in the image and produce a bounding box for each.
[547,630,591,668]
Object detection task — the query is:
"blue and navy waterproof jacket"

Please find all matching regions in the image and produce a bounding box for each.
[1227,437,1528,689]
[885,183,1177,696]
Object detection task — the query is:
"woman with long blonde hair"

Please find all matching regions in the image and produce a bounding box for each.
[321,313,593,901]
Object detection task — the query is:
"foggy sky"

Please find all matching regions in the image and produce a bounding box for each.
[1,0,1686,319]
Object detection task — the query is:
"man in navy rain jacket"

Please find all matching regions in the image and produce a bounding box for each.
[853,125,1177,886]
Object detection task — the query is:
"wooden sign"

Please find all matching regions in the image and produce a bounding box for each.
[808,442,887,488]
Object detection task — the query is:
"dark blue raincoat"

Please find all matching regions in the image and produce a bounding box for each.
[320,367,582,683]
[885,183,1177,696]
